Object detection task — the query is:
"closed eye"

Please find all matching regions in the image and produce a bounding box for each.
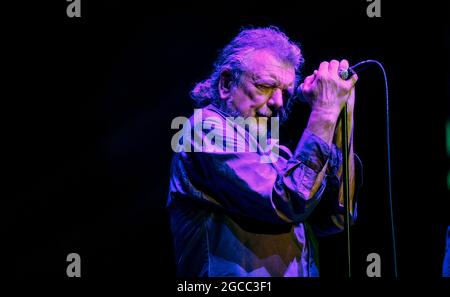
[256,84,275,91]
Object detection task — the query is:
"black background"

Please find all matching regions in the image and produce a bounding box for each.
[4,0,449,287]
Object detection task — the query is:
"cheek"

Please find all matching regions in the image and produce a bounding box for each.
[238,85,267,106]
[230,84,268,115]
[231,89,252,110]
[231,85,255,107]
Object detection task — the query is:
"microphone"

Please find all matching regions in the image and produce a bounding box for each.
[338,67,357,81]
[338,61,372,80]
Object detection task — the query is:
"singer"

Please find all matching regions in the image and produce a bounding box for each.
[167,26,363,277]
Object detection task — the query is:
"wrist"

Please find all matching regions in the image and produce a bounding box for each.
[306,109,339,145]
[310,107,340,123]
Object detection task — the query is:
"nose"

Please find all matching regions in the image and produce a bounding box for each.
[267,88,283,109]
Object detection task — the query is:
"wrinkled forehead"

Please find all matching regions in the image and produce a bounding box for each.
[242,49,296,87]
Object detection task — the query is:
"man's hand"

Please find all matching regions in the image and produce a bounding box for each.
[302,59,357,145]
[300,59,357,120]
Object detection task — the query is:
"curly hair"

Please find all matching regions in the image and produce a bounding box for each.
[190,26,304,107]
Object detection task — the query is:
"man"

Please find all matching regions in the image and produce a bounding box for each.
[167,26,362,277]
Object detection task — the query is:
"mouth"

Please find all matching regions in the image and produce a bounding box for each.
[256,107,273,117]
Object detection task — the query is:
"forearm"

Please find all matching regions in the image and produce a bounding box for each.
[306,108,339,146]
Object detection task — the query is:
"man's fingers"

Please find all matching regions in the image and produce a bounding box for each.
[328,60,339,76]
[318,61,329,76]
[301,70,318,94]
[303,73,315,86]
[298,83,311,102]
[339,59,349,72]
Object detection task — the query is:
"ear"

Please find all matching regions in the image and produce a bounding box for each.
[218,68,233,100]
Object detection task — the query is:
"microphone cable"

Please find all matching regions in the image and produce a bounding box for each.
[342,60,398,278]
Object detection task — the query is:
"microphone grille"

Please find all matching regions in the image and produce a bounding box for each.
[339,69,350,80]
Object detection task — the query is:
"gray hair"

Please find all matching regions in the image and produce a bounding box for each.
[190,26,304,107]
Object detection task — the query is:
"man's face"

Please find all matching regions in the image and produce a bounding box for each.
[224,49,296,118]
